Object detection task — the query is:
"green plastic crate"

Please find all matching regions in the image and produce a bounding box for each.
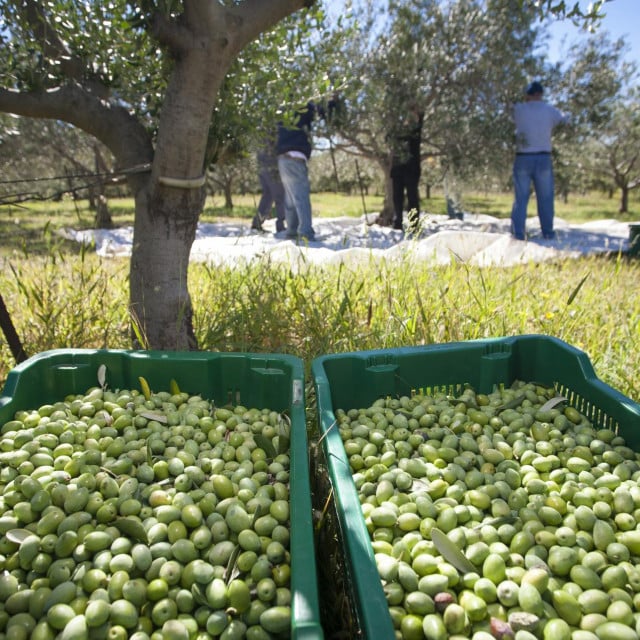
[311,334,640,639]
[0,348,323,640]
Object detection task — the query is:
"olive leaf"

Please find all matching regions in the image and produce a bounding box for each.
[454,396,479,410]
[430,527,476,574]
[224,509,264,582]
[254,433,277,460]
[472,513,518,531]
[113,517,148,544]
[139,411,168,424]
[539,396,568,412]
[6,529,34,544]
[224,544,242,584]
[97,364,107,390]
[495,394,526,412]
[411,479,430,492]
[191,584,209,607]
[277,414,291,455]
[138,376,152,401]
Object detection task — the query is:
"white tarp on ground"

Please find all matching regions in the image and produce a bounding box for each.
[58,213,637,268]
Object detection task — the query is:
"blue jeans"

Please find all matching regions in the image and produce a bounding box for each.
[278,155,315,240]
[511,153,555,239]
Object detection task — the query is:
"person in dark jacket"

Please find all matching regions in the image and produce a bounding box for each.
[276,101,321,242]
[390,104,424,233]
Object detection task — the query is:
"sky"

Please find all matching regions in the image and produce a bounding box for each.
[324,0,640,68]
[544,0,640,65]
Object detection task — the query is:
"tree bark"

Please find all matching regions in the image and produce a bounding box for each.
[129,185,202,350]
[93,144,113,229]
[0,293,27,364]
[95,195,112,229]
[224,181,234,209]
[620,185,629,213]
[374,160,395,225]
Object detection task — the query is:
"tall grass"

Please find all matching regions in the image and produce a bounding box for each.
[2,242,639,401]
[0,190,640,399]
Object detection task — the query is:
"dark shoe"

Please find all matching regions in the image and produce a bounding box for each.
[542,231,556,240]
[392,223,403,231]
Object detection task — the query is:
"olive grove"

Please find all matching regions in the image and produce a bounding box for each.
[551,33,639,210]
[0,0,609,351]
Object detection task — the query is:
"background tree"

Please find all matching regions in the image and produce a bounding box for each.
[592,87,640,213]
[551,32,638,209]
[321,0,545,225]
[0,0,324,350]
[0,115,118,226]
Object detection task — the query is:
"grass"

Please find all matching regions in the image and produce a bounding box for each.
[204,189,639,222]
[1,189,640,399]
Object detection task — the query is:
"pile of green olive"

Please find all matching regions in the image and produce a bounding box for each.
[335,381,640,640]
[0,383,293,640]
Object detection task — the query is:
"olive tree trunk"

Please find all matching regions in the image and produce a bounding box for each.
[620,185,629,213]
[374,160,395,226]
[126,1,310,349]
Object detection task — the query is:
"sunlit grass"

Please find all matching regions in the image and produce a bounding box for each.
[1,193,640,400]
[2,238,640,401]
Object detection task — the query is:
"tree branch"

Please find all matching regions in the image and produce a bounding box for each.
[151,12,195,55]
[217,0,313,54]
[0,85,153,171]
[151,0,313,60]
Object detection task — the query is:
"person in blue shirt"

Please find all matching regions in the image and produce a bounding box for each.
[511,81,570,241]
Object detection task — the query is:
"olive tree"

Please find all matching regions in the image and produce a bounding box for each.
[0,0,319,350]
[321,0,544,223]
[551,31,638,205]
[0,115,118,226]
[593,88,640,213]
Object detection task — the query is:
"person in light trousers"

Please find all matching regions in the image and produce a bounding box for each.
[275,101,323,242]
[251,137,286,233]
[511,81,570,240]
